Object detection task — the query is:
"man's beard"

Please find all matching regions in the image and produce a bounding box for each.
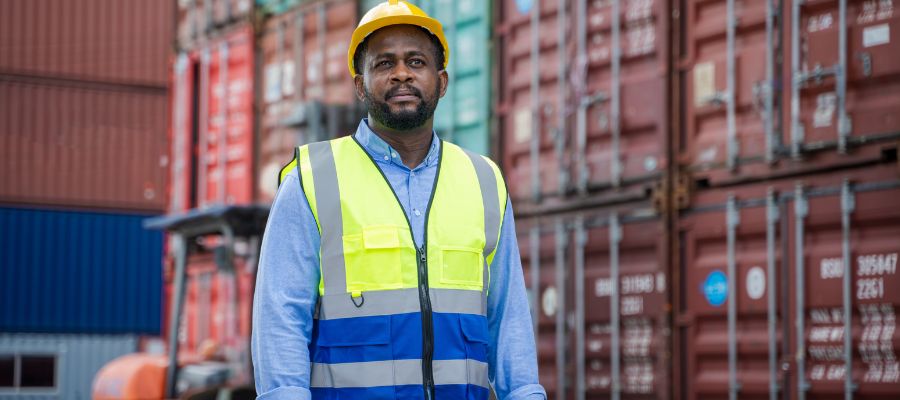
[364,84,440,131]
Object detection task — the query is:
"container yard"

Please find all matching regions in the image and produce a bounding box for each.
[1,0,898,399]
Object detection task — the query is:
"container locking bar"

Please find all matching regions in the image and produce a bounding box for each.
[727,195,741,400]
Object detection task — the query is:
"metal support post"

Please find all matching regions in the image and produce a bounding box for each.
[575,0,588,195]
[530,2,541,203]
[165,233,189,399]
[837,0,851,153]
[555,220,568,400]
[727,195,741,400]
[841,180,855,399]
[610,0,622,186]
[557,0,570,196]
[575,217,586,400]
[726,0,738,170]
[790,0,805,158]
[764,0,777,163]
[767,189,780,400]
[609,213,622,400]
[795,184,809,400]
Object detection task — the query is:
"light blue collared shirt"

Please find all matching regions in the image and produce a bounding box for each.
[251,120,546,400]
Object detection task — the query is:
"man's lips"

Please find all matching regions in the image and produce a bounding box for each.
[386,87,421,102]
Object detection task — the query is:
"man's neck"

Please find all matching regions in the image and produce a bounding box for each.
[367,119,434,169]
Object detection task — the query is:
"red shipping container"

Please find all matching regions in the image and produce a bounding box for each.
[0,0,173,86]
[519,199,670,400]
[677,163,900,399]
[201,26,254,207]
[0,80,168,211]
[497,0,670,210]
[679,0,900,187]
[256,0,364,202]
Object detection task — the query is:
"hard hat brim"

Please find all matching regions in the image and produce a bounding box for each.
[347,14,450,77]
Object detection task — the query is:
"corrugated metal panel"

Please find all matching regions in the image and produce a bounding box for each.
[679,0,900,187]
[497,0,669,209]
[678,164,900,399]
[520,200,669,400]
[0,333,138,400]
[360,0,493,155]
[0,207,163,334]
[197,25,255,207]
[256,0,364,202]
[0,0,173,86]
[0,80,169,212]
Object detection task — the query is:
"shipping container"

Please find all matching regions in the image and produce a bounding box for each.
[169,25,256,212]
[0,207,163,334]
[519,198,670,400]
[0,80,169,212]
[359,0,494,155]
[177,0,254,50]
[256,0,365,202]
[0,333,138,400]
[0,0,173,86]
[678,0,900,187]
[497,0,670,209]
[676,163,900,399]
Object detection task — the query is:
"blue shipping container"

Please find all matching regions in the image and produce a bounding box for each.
[0,207,163,334]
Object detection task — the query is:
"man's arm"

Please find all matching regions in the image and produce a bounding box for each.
[251,169,320,400]
[487,199,547,400]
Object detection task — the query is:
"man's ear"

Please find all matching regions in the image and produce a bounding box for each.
[438,69,448,99]
[354,73,366,101]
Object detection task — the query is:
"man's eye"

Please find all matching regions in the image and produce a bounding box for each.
[376,60,391,67]
[409,59,425,66]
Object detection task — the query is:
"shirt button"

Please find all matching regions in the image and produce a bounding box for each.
[383,155,389,161]
[414,209,421,217]
[392,152,397,158]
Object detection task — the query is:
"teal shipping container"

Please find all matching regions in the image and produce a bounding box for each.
[359,0,492,155]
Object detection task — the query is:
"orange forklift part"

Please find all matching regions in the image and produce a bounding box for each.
[92,353,167,400]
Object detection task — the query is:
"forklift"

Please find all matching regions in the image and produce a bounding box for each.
[93,205,268,400]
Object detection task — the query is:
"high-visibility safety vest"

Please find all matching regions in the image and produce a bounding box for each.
[278,135,507,400]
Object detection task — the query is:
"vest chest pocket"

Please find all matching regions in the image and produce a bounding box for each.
[438,246,484,290]
[342,226,412,292]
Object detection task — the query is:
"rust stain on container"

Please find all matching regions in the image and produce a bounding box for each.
[0,0,174,86]
[678,163,900,399]
[0,80,169,212]
[256,0,364,203]
[497,0,669,208]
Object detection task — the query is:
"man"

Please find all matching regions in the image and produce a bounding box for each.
[251,1,545,399]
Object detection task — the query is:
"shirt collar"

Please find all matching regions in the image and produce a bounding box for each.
[353,118,441,169]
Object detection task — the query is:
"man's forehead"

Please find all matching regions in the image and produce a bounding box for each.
[366,25,436,51]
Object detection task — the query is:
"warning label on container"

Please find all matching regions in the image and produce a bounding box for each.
[864,24,891,48]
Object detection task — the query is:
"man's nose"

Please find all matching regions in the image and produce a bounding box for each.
[390,62,413,82]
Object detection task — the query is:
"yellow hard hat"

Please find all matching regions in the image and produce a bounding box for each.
[347,0,449,77]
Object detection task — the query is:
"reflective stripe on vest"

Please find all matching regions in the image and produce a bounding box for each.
[310,359,489,389]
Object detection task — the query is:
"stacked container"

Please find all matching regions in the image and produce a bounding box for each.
[497,0,900,400]
[673,1,900,400]
[0,1,172,398]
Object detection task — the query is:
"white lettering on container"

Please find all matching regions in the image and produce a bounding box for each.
[857,253,897,276]
[820,257,844,279]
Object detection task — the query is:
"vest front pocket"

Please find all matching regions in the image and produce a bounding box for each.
[438,246,484,290]
[342,226,410,292]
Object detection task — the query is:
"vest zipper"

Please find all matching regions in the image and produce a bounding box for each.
[417,245,435,400]
[351,136,442,399]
